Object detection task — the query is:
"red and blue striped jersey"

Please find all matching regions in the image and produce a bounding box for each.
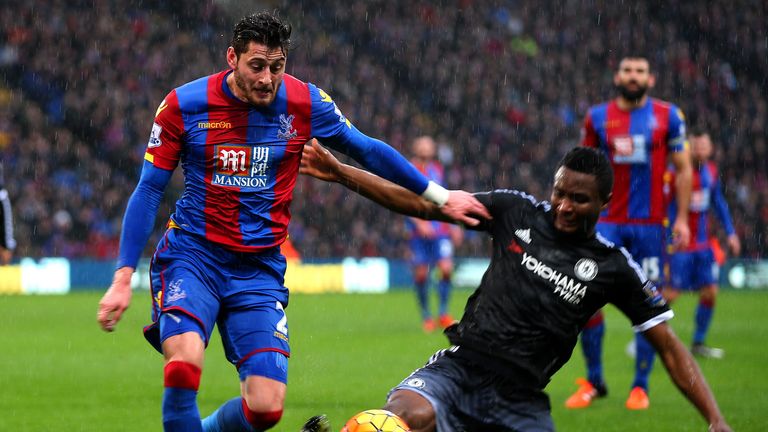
[406,160,452,238]
[144,70,428,252]
[667,162,735,252]
[581,98,687,225]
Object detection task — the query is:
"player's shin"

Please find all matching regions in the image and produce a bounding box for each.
[581,313,606,388]
[163,361,203,432]
[694,297,715,345]
[632,333,655,391]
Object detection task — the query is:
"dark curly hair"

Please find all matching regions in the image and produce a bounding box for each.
[231,11,292,56]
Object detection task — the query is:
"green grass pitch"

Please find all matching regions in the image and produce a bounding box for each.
[0,289,766,431]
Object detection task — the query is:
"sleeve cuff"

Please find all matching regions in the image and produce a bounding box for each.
[421,181,449,207]
[633,310,675,333]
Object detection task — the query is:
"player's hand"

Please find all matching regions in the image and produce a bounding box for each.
[727,234,741,257]
[708,419,733,432]
[0,247,11,265]
[97,267,134,332]
[414,219,436,238]
[440,190,491,227]
[300,139,340,182]
[671,218,691,250]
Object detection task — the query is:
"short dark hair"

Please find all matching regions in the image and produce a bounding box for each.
[558,147,614,202]
[618,54,652,72]
[231,12,292,56]
[689,125,708,137]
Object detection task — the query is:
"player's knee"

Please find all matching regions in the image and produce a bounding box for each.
[242,373,286,416]
[385,390,436,431]
[243,388,285,413]
[414,269,429,284]
[700,285,718,303]
[663,288,681,304]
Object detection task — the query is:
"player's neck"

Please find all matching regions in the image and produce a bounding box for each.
[615,95,648,111]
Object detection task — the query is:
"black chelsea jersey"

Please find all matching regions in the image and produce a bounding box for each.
[445,189,672,390]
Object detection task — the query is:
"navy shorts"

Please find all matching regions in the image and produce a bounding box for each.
[144,228,290,382]
[669,248,717,290]
[389,347,554,432]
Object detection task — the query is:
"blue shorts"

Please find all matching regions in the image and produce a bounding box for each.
[410,237,453,266]
[144,228,290,382]
[389,348,554,432]
[596,222,666,285]
[668,248,717,290]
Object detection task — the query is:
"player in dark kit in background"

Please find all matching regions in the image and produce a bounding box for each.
[0,162,16,265]
[300,139,731,432]
[571,55,694,410]
[665,128,740,359]
[96,12,489,432]
[406,136,462,332]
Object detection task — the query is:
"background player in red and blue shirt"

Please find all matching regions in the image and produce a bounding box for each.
[405,136,463,332]
[665,128,740,359]
[568,55,693,411]
[96,12,489,432]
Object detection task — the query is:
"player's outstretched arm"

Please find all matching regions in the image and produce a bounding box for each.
[643,323,731,432]
[97,161,172,332]
[301,139,448,222]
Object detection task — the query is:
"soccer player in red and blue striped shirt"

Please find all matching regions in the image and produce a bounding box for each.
[96,12,489,432]
[405,136,462,332]
[665,129,740,359]
[567,55,693,411]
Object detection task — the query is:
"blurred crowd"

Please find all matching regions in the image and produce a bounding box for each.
[1,0,766,260]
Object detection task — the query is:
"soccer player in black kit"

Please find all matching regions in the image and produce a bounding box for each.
[299,140,731,432]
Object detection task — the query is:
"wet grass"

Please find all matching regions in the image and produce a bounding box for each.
[0,289,765,431]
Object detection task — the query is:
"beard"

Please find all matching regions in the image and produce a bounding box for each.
[232,70,273,106]
[616,82,649,102]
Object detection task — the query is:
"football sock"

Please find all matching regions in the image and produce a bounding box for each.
[163,361,203,432]
[693,298,715,345]
[202,397,253,432]
[632,333,655,391]
[581,314,605,387]
[437,278,451,316]
[414,279,430,319]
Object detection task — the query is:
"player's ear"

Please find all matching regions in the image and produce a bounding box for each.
[601,192,612,211]
[226,46,238,69]
[647,73,656,89]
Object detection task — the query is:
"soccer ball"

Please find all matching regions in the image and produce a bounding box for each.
[340,409,410,432]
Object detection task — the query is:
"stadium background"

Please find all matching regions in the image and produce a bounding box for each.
[1,1,767,431]
[1,0,767,261]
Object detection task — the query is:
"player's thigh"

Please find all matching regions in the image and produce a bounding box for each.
[692,248,718,289]
[436,239,454,276]
[148,229,221,352]
[385,389,436,432]
[218,293,290,381]
[628,225,665,283]
[388,351,466,432]
[410,238,432,266]
[669,252,696,290]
